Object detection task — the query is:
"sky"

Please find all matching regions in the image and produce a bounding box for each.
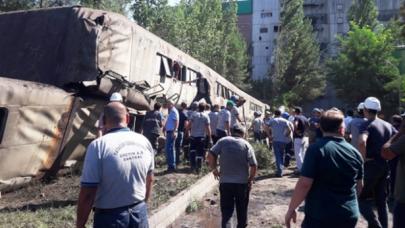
[168,0,180,6]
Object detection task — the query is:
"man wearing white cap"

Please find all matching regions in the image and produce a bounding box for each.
[346,102,367,150]
[97,92,123,137]
[358,97,397,228]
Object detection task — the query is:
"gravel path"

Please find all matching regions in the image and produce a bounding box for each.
[172,172,390,228]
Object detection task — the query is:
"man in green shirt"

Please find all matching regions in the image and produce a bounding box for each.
[382,117,405,228]
[285,109,364,228]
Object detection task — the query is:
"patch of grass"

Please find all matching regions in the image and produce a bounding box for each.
[150,174,199,211]
[271,225,284,228]
[185,199,203,214]
[0,206,92,228]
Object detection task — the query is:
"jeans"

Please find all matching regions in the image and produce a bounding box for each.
[273,141,286,176]
[294,137,308,171]
[301,215,357,228]
[394,202,405,228]
[220,183,250,228]
[165,131,176,170]
[359,161,389,228]
[175,131,184,165]
[93,202,149,228]
[189,137,205,170]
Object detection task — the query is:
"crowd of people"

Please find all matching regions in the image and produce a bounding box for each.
[76,92,405,228]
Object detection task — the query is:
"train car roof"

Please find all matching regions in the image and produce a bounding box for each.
[0,6,266,106]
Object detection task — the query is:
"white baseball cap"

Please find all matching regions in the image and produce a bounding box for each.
[357,102,365,111]
[109,92,123,102]
[364,97,381,111]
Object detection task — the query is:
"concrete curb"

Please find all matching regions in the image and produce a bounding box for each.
[149,173,218,228]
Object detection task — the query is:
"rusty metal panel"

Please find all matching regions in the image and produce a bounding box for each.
[0,77,73,187]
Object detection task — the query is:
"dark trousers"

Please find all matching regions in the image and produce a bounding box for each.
[219,183,250,228]
[394,202,405,228]
[302,215,357,228]
[189,137,205,170]
[93,202,148,228]
[193,92,212,104]
[216,129,227,141]
[284,141,294,167]
[212,135,219,145]
[359,161,389,228]
[175,131,184,165]
[389,157,398,198]
[144,133,159,152]
[253,131,262,143]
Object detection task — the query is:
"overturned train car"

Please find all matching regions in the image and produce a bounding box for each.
[0,6,268,190]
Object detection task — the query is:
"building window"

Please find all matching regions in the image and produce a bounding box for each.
[261,12,272,18]
[337,17,344,24]
[273,26,279,32]
[0,108,8,144]
[260,27,268,33]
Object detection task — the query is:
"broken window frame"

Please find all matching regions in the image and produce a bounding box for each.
[0,108,8,144]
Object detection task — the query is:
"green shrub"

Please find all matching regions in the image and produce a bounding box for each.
[251,142,274,170]
[185,199,203,214]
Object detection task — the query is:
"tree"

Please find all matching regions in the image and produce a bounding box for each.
[131,0,168,29]
[273,0,325,105]
[131,0,250,90]
[327,24,400,114]
[0,0,36,12]
[80,0,130,14]
[347,0,378,28]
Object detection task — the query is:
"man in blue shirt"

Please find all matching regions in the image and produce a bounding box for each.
[285,108,364,228]
[77,102,154,228]
[266,109,292,177]
[164,100,179,172]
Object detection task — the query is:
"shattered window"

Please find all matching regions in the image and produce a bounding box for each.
[0,108,8,144]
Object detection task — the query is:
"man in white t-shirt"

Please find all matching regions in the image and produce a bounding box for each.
[77,102,154,228]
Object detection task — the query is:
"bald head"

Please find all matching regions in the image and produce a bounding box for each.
[103,102,128,129]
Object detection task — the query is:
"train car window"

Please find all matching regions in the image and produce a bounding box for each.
[250,102,255,111]
[155,55,162,75]
[188,68,197,86]
[222,87,230,99]
[172,62,182,80]
[161,56,172,77]
[0,108,8,144]
[227,90,232,99]
[181,66,187,81]
[217,84,222,96]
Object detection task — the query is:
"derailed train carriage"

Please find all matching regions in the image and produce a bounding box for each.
[0,6,268,190]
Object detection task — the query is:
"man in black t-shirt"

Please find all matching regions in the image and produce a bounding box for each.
[142,102,164,153]
[358,97,397,228]
[188,73,212,105]
[293,107,309,172]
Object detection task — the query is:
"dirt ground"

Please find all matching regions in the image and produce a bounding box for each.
[0,167,201,212]
[172,170,391,228]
